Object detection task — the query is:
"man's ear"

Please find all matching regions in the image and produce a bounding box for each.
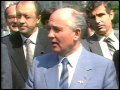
[109,10,114,20]
[37,15,41,24]
[74,28,81,40]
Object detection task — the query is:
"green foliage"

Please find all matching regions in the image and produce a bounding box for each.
[37,22,43,28]
[69,4,86,11]
[112,1,119,10]
[112,11,119,24]
[112,1,119,26]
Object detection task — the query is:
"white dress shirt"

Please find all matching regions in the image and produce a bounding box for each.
[21,28,39,59]
[98,30,119,60]
[58,45,83,87]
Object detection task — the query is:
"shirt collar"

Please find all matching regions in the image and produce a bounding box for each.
[96,30,116,42]
[106,30,117,42]
[58,45,82,68]
[21,27,39,44]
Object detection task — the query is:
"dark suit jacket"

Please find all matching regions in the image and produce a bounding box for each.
[1,28,52,89]
[113,50,119,85]
[86,33,119,56]
[1,43,12,89]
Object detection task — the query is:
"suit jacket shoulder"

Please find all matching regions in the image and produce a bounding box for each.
[2,31,23,47]
[113,50,119,81]
[1,32,28,89]
[34,28,52,56]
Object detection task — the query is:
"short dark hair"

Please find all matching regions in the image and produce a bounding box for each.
[41,8,56,26]
[34,1,42,17]
[86,1,113,15]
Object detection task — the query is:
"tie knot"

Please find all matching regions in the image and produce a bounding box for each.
[62,58,69,65]
[25,39,31,45]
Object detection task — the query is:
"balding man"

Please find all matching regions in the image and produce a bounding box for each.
[25,7,118,89]
[5,4,18,33]
[2,3,18,37]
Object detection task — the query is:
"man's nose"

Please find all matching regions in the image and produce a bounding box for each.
[95,16,101,24]
[48,29,55,39]
[17,16,26,24]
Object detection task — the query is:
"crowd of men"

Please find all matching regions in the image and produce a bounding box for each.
[1,1,119,89]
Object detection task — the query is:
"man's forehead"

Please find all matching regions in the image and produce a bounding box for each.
[17,1,34,5]
[49,8,73,22]
[16,2,36,14]
[17,1,35,10]
[7,5,16,12]
[91,4,106,13]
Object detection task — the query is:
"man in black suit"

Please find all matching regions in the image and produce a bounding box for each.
[1,43,12,89]
[86,1,119,60]
[113,50,119,86]
[2,1,51,89]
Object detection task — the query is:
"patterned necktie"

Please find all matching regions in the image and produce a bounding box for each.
[104,37,116,55]
[59,58,69,89]
[24,39,33,70]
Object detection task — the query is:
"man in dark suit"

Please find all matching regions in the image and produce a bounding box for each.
[1,43,12,89]
[25,7,118,89]
[2,1,51,89]
[86,1,119,60]
[113,50,119,86]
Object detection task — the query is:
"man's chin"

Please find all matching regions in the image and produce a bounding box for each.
[97,31,106,36]
[19,30,28,35]
[52,48,61,53]
[12,29,19,32]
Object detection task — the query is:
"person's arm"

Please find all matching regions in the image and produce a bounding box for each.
[113,50,119,85]
[103,60,118,89]
[1,43,12,89]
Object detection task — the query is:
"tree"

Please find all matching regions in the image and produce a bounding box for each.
[112,1,119,28]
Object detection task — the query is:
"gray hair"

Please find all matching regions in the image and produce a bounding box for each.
[4,3,17,19]
[70,11,87,32]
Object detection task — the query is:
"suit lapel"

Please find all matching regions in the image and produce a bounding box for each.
[34,29,45,57]
[12,46,28,81]
[88,34,103,56]
[45,64,59,89]
[69,48,93,89]
[44,53,59,89]
[10,32,28,81]
[34,43,45,57]
[34,28,51,57]
[89,41,103,55]
[114,32,119,40]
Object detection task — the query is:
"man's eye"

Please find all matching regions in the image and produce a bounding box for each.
[53,27,61,32]
[8,16,15,19]
[98,14,105,17]
[23,15,31,19]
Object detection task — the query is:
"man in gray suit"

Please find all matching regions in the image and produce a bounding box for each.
[2,1,51,89]
[25,7,118,89]
[86,1,119,60]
